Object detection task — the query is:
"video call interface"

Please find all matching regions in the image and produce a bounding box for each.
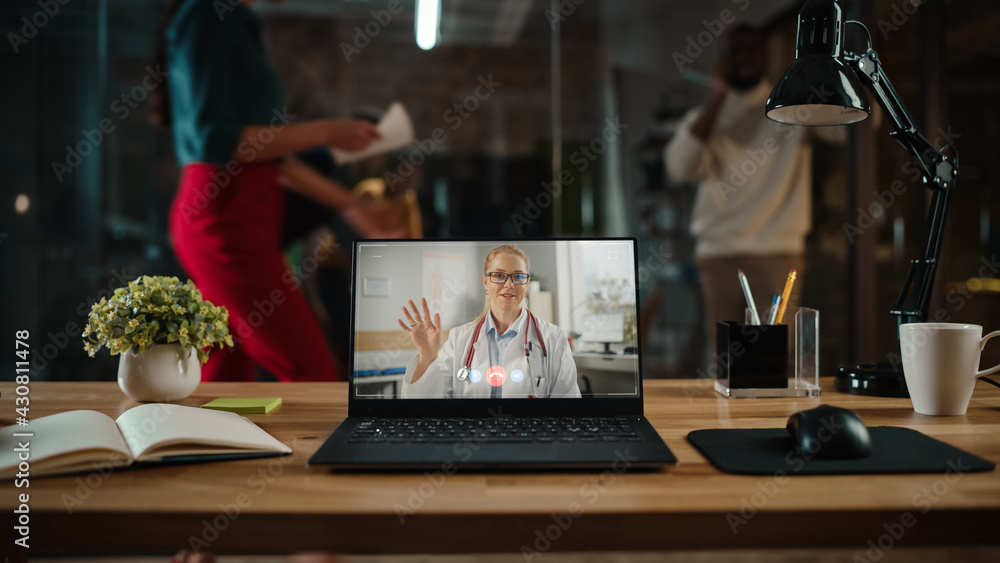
[352,240,641,400]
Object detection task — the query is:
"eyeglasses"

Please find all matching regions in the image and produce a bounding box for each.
[486,272,530,285]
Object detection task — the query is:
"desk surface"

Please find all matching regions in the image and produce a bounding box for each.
[3,378,999,556]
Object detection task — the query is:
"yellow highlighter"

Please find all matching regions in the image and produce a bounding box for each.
[774,270,797,325]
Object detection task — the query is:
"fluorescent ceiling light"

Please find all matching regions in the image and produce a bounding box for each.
[416,0,441,50]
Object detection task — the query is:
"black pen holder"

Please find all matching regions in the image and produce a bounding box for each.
[714,308,821,398]
[715,321,788,389]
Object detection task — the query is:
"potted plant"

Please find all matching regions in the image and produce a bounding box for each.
[84,275,233,402]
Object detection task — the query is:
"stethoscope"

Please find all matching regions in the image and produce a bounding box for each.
[456,310,550,395]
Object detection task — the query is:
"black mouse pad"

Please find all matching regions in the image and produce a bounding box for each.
[688,427,996,475]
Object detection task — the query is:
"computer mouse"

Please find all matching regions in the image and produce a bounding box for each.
[786,405,872,459]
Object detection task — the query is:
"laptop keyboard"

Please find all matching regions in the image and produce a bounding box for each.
[346,416,642,444]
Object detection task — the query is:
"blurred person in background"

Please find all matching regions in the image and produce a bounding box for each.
[150,0,383,382]
[665,24,844,362]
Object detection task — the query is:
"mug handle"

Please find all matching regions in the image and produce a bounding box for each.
[975,331,1000,377]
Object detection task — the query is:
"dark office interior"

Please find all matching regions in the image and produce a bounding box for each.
[1,0,999,558]
[3,0,998,383]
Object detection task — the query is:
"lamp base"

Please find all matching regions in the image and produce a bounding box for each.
[835,363,910,398]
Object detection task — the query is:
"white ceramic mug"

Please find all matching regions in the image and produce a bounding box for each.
[899,323,1000,416]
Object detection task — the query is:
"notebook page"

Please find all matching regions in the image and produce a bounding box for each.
[115,403,291,461]
[1,410,133,478]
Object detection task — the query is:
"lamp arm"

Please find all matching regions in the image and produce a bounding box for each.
[846,48,960,325]
[848,49,957,190]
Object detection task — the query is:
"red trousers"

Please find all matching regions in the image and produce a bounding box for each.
[169,160,341,382]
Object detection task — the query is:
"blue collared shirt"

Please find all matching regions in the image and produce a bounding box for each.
[484,308,525,398]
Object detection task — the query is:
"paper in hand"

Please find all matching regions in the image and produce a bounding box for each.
[330,102,415,165]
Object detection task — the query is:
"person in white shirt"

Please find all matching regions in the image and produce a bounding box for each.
[397,244,581,399]
[665,25,844,359]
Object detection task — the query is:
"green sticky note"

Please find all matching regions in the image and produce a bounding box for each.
[201,398,282,414]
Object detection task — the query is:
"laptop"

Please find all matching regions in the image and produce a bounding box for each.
[309,238,676,470]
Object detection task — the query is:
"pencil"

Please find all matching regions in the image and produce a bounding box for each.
[767,294,781,325]
[774,269,797,324]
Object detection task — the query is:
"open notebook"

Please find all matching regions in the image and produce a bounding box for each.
[1,403,290,480]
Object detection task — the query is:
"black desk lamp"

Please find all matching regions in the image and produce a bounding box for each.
[765,0,959,397]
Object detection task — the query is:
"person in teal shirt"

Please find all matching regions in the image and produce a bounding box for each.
[150,0,381,383]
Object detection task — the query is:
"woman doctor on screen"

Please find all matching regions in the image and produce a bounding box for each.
[398,244,581,399]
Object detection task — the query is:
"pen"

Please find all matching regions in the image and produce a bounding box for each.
[737,269,761,325]
[768,294,781,325]
[774,269,797,324]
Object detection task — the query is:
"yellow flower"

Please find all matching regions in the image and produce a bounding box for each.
[176,306,186,315]
[200,306,208,314]
[163,294,173,302]
[199,338,211,348]
[199,323,207,332]
[178,328,189,337]
[128,319,139,329]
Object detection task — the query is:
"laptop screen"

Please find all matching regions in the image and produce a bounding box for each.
[351,239,640,400]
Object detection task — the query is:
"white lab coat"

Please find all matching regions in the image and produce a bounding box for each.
[400,310,581,398]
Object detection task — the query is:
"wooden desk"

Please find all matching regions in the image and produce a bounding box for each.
[2,378,999,556]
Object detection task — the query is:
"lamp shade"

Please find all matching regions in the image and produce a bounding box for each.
[766,56,870,125]
[765,0,870,126]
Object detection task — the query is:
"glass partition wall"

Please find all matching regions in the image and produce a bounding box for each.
[2,0,997,382]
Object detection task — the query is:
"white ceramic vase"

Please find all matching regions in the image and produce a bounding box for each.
[117,344,201,402]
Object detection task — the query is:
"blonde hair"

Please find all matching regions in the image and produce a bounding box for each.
[478,244,530,320]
